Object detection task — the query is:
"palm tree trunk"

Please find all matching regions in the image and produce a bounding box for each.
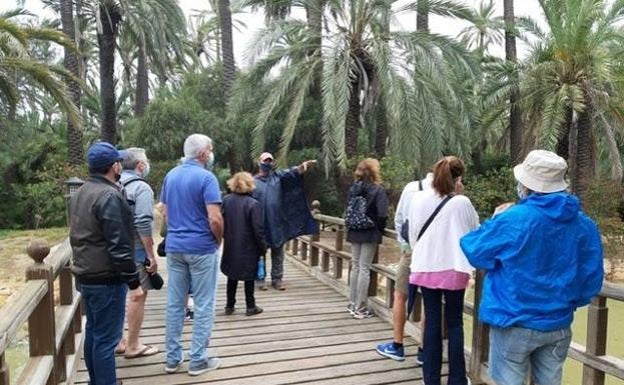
[574,96,594,201]
[504,0,522,165]
[346,81,361,157]
[374,97,388,157]
[219,0,235,102]
[98,4,120,144]
[416,0,429,32]
[134,42,149,116]
[556,107,573,159]
[306,0,325,100]
[61,0,83,165]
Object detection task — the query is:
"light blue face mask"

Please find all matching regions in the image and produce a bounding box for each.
[206,152,215,171]
[517,181,527,199]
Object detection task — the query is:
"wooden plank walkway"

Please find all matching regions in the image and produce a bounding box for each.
[75,259,431,385]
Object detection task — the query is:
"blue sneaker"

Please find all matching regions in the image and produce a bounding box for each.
[376,341,405,361]
[416,347,424,366]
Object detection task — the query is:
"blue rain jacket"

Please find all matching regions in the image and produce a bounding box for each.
[460,192,603,331]
[253,167,318,248]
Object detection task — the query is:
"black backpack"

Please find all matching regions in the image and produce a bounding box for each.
[345,184,375,230]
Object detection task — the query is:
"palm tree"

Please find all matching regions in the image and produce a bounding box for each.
[219,0,235,101]
[417,0,429,32]
[521,0,624,198]
[0,9,80,128]
[96,1,121,143]
[504,0,522,165]
[232,0,476,169]
[61,0,84,165]
[458,0,503,56]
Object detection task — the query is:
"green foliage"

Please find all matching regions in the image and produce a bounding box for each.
[582,179,624,236]
[464,167,516,220]
[0,129,74,229]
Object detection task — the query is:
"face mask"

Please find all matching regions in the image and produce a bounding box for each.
[205,152,215,171]
[517,181,526,200]
[114,162,122,182]
[260,162,273,173]
[142,162,150,178]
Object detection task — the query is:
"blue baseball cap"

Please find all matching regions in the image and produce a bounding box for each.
[87,142,129,170]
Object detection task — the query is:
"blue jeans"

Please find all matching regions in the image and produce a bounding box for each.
[166,252,219,366]
[349,242,377,309]
[80,283,127,385]
[489,326,572,385]
[421,287,467,385]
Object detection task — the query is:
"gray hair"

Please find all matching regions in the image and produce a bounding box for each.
[183,134,212,160]
[122,147,148,170]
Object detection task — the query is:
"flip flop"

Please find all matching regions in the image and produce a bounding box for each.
[115,347,125,355]
[124,345,159,359]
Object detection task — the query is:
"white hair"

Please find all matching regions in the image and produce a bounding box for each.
[122,147,148,170]
[183,134,212,161]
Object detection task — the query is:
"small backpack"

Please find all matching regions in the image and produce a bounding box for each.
[345,189,375,230]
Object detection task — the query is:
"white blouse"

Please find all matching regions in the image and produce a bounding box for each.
[408,189,479,274]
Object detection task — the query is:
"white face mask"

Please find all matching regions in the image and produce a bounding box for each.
[141,162,150,178]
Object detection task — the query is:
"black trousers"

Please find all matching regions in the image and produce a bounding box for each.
[226,279,255,309]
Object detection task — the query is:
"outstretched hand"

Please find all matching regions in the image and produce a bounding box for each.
[299,160,317,173]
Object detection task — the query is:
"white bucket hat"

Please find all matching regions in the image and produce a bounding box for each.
[513,150,568,193]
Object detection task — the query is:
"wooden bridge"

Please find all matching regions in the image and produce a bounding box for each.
[1,208,624,385]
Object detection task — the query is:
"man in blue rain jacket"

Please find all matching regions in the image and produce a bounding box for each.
[253,152,318,290]
[460,150,603,385]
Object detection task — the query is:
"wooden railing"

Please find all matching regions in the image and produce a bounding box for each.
[0,238,82,385]
[286,202,624,385]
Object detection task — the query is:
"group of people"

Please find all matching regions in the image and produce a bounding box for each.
[69,132,605,385]
[346,152,604,385]
[69,134,317,384]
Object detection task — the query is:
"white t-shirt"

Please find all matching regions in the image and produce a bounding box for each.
[394,173,433,245]
[408,189,479,274]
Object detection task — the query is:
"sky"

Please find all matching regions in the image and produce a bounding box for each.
[3,0,544,66]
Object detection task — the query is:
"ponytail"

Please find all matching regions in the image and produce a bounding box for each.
[432,156,465,196]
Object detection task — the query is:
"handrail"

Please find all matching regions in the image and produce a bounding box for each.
[0,237,83,385]
[291,204,624,385]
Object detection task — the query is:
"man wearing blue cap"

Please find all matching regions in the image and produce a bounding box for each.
[70,141,143,385]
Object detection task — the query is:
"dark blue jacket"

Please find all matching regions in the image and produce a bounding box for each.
[460,192,604,331]
[252,167,318,248]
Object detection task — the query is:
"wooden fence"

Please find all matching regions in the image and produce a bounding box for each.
[0,238,82,385]
[286,201,624,385]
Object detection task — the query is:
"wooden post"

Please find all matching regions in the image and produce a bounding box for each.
[583,296,608,385]
[292,239,299,257]
[310,201,321,267]
[301,242,308,261]
[335,257,343,279]
[386,277,395,308]
[26,239,58,385]
[0,353,9,385]
[368,245,379,297]
[335,225,344,251]
[470,270,490,382]
[60,263,76,359]
[321,251,330,273]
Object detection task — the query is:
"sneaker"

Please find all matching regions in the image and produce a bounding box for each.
[353,307,375,319]
[376,341,405,361]
[164,357,184,374]
[466,377,472,385]
[246,306,263,316]
[184,308,194,322]
[224,307,235,315]
[272,280,286,291]
[188,357,222,376]
[257,281,268,291]
[415,347,424,366]
[346,302,356,315]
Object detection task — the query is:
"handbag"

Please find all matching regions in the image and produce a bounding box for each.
[406,193,455,314]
